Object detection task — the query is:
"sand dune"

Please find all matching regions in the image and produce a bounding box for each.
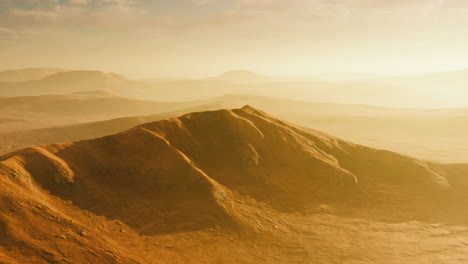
[0,106,467,263]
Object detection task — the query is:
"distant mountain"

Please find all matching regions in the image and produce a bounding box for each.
[206,70,272,82]
[2,68,466,108]
[0,68,66,82]
[0,70,147,97]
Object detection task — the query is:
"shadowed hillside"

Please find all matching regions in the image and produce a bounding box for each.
[0,106,467,263]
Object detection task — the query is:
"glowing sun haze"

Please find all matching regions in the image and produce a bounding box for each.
[1,0,468,78]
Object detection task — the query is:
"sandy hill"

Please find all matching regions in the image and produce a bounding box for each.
[0,109,191,154]
[212,95,468,162]
[0,68,66,82]
[1,94,466,163]
[0,106,468,263]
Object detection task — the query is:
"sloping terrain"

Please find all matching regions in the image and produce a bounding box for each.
[1,94,466,163]
[0,91,208,133]
[0,106,467,263]
[0,109,192,154]
[0,91,202,120]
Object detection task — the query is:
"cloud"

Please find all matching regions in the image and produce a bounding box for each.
[0,0,58,3]
[184,0,217,5]
[182,0,467,16]
[0,0,134,5]
[1,0,141,28]
[2,0,468,40]
[68,0,91,4]
[93,0,134,5]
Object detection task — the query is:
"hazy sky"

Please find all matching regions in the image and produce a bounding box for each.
[1,0,468,77]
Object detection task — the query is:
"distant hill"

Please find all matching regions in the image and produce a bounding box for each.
[0,91,209,133]
[0,91,205,117]
[0,70,148,97]
[206,70,272,82]
[0,68,66,82]
[1,68,466,108]
[139,77,194,83]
